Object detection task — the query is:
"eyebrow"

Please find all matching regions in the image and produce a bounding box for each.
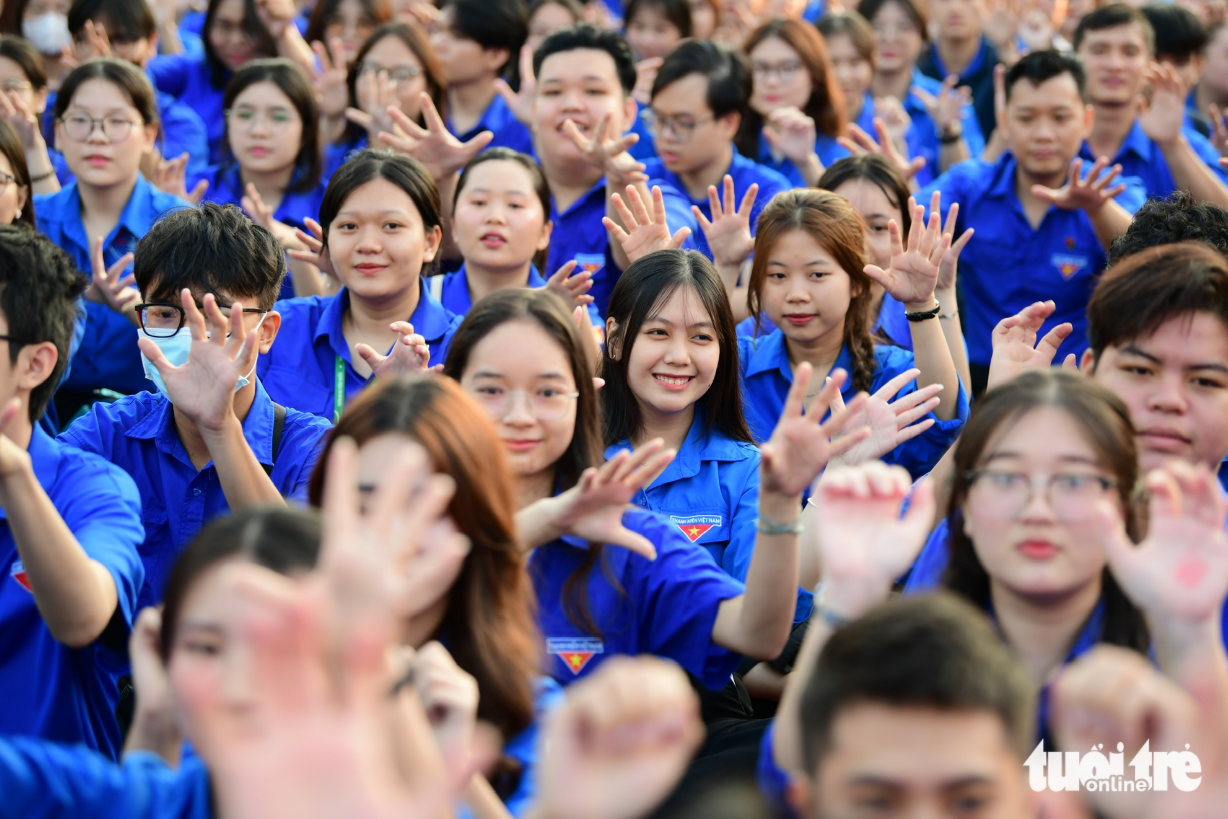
[644,315,715,329]
[177,622,224,636]
[540,73,610,84]
[471,369,569,380]
[981,451,1102,466]
[766,258,833,267]
[335,208,412,217]
[1119,344,1228,374]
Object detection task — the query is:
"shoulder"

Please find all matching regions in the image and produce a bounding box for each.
[61,392,164,444]
[273,294,331,320]
[144,183,193,215]
[748,160,792,195]
[920,158,992,201]
[872,343,917,373]
[47,437,141,500]
[281,404,334,442]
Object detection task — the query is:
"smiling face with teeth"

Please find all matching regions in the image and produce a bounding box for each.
[452,158,552,276]
[532,48,639,175]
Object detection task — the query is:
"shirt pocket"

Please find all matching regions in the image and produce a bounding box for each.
[137,502,171,608]
[261,364,331,418]
[655,507,730,565]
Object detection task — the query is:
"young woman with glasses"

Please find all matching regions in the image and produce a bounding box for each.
[33,58,191,403]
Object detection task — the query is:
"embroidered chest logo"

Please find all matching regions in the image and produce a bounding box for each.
[9,560,30,592]
[670,514,722,542]
[1051,253,1089,280]
[573,254,605,277]
[546,637,604,674]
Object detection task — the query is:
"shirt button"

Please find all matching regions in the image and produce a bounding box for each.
[192,488,202,496]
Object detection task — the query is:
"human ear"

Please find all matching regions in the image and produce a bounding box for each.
[422,224,444,263]
[605,317,620,360]
[16,341,58,393]
[257,311,281,355]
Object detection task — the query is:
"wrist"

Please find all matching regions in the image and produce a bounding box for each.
[759,489,802,522]
[196,407,241,439]
[0,452,35,486]
[903,296,940,312]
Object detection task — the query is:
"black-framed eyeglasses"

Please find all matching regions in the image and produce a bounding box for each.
[640,110,715,143]
[0,333,31,347]
[58,113,140,143]
[135,303,267,338]
[356,61,421,83]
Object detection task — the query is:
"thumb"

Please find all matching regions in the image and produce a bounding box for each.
[0,397,22,433]
[1030,185,1059,203]
[1061,353,1080,372]
[345,107,374,128]
[354,342,383,370]
[862,263,892,289]
[493,77,517,106]
[138,336,174,374]
[670,227,691,248]
[608,528,657,561]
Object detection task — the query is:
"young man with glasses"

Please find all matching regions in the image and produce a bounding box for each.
[60,203,332,613]
[0,226,145,759]
[640,39,790,262]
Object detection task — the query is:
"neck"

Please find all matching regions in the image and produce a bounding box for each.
[77,174,140,237]
[632,401,694,452]
[463,258,533,305]
[172,381,256,470]
[514,466,557,511]
[1087,100,1137,157]
[447,78,496,130]
[679,145,735,201]
[240,164,295,214]
[936,34,982,75]
[783,323,846,383]
[1015,162,1067,203]
[989,575,1103,687]
[541,160,603,214]
[871,67,913,101]
[345,279,421,340]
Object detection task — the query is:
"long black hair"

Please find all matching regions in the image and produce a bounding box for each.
[222,57,322,192]
[202,0,278,89]
[603,248,751,447]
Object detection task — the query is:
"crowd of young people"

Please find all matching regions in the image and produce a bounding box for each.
[0,0,1227,817]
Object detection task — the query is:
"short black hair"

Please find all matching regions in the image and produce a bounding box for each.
[625,0,692,38]
[1107,192,1228,266]
[0,226,87,421]
[799,593,1035,771]
[532,23,637,95]
[319,150,442,251]
[443,0,527,78]
[134,203,286,312]
[68,0,155,45]
[1004,48,1088,104]
[651,38,749,120]
[1140,3,1206,63]
[1088,241,1228,363]
[1073,3,1155,55]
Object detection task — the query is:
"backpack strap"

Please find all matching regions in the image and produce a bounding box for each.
[262,403,287,477]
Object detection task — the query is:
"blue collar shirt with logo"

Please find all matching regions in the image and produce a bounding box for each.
[917,152,1146,368]
[1077,119,1228,201]
[0,426,144,759]
[148,53,230,165]
[753,129,849,189]
[855,87,987,188]
[642,151,791,262]
[739,331,968,480]
[59,380,332,612]
[544,177,697,317]
[528,506,744,689]
[256,285,461,420]
[34,177,191,396]
[433,263,603,326]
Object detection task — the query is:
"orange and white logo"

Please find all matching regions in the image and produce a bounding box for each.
[546,637,604,674]
[670,514,722,542]
[1051,253,1089,281]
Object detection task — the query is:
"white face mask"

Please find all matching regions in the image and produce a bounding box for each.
[139,315,264,400]
[22,13,71,56]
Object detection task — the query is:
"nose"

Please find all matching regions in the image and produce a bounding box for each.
[249,113,271,137]
[355,225,384,253]
[661,335,691,367]
[485,203,509,225]
[86,122,109,145]
[502,391,536,425]
[1017,479,1060,523]
[559,87,585,112]
[1148,374,1190,415]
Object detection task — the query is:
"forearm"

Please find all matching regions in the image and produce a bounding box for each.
[462,775,514,819]
[201,415,288,510]
[938,137,970,172]
[981,129,1008,164]
[712,490,800,659]
[772,607,835,777]
[156,19,184,56]
[935,287,971,394]
[904,299,961,419]
[1086,200,1132,252]
[286,256,328,298]
[1148,614,1228,698]
[123,707,183,766]
[513,496,567,551]
[715,259,750,323]
[795,153,824,189]
[26,137,60,195]
[1,466,118,647]
[277,26,316,75]
[1160,136,1228,209]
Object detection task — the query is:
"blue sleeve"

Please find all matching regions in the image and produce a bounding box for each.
[280,416,332,504]
[1185,126,1228,182]
[624,510,745,689]
[719,461,762,584]
[756,721,799,819]
[57,402,111,459]
[147,54,193,100]
[902,518,951,594]
[159,103,210,178]
[498,678,565,818]
[0,737,209,819]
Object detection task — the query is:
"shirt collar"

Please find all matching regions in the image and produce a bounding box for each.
[1119,120,1155,162]
[987,152,1021,200]
[603,414,746,485]
[445,264,546,314]
[550,178,607,221]
[314,288,353,362]
[744,329,794,380]
[123,380,280,467]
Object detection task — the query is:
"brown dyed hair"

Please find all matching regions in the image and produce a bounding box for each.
[737,17,847,155]
[306,376,538,796]
[817,12,877,67]
[942,370,1149,654]
[747,189,876,393]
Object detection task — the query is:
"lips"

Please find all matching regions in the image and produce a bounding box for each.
[653,373,694,390]
[503,438,541,452]
[783,314,817,326]
[84,154,110,166]
[1138,428,1192,452]
[1018,540,1059,560]
[353,263,387,275]
[480,232,507,248]
[249,146,270,158]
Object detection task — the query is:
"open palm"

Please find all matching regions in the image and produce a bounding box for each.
[864,193,950,305]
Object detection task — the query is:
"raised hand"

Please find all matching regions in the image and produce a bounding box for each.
[863,193,951,307]
[693,174,756,270]
[1208,103,1228,160]
[493,45,537,127]
[809,461,935,618]
[407,641,480,789]
[75,19,114,60]
[871,95,912,153]
[125,607,182,762]
[838,118,927,181]
[0,89,43,150]
[311,37,351,122]
[378,93,493,183]
[935,202,973,292]
[985,300,1073,392]
[353,321,431,378]
[254,0,297,39]
[542,439,677,559]
[912,75,972,143]
[1096,461,1228,627]
[563,113,646,187]
[602,185,692,264]
[535,657,704,819]
[0,398,31,480]
[828,369,942,465]
[1031,157,1128,213]
[1139,61,1189,147]
[762,106,818,169]
[289,217,337,280]
[347,68,399,139]
[544,260,595,310]
[137,290,262,432]
[760,366,871,498]
[151,152,209,204]
[241,182,303,250]
[83,236,138,320]
[631,57,663,106]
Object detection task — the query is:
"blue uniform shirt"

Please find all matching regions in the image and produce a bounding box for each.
[754,130,849,189]
[324,132,368,178]
[59,381,331,611]
[485,678,564,819]
[1079,120,1228,201]
[0,739,212,819]
[257,285,461,420]
[35,177,191,396]
[739,331,969,480]
[855,88,987,188]
[195,164,330,299]
[431,263,603,326]
[642,152,791,262]
[148,54,230,164]
[447,93,534,157]
[544,177,697,317]
[918,152,1146,368]
[528,507,744,689]
[0,427,144,758]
